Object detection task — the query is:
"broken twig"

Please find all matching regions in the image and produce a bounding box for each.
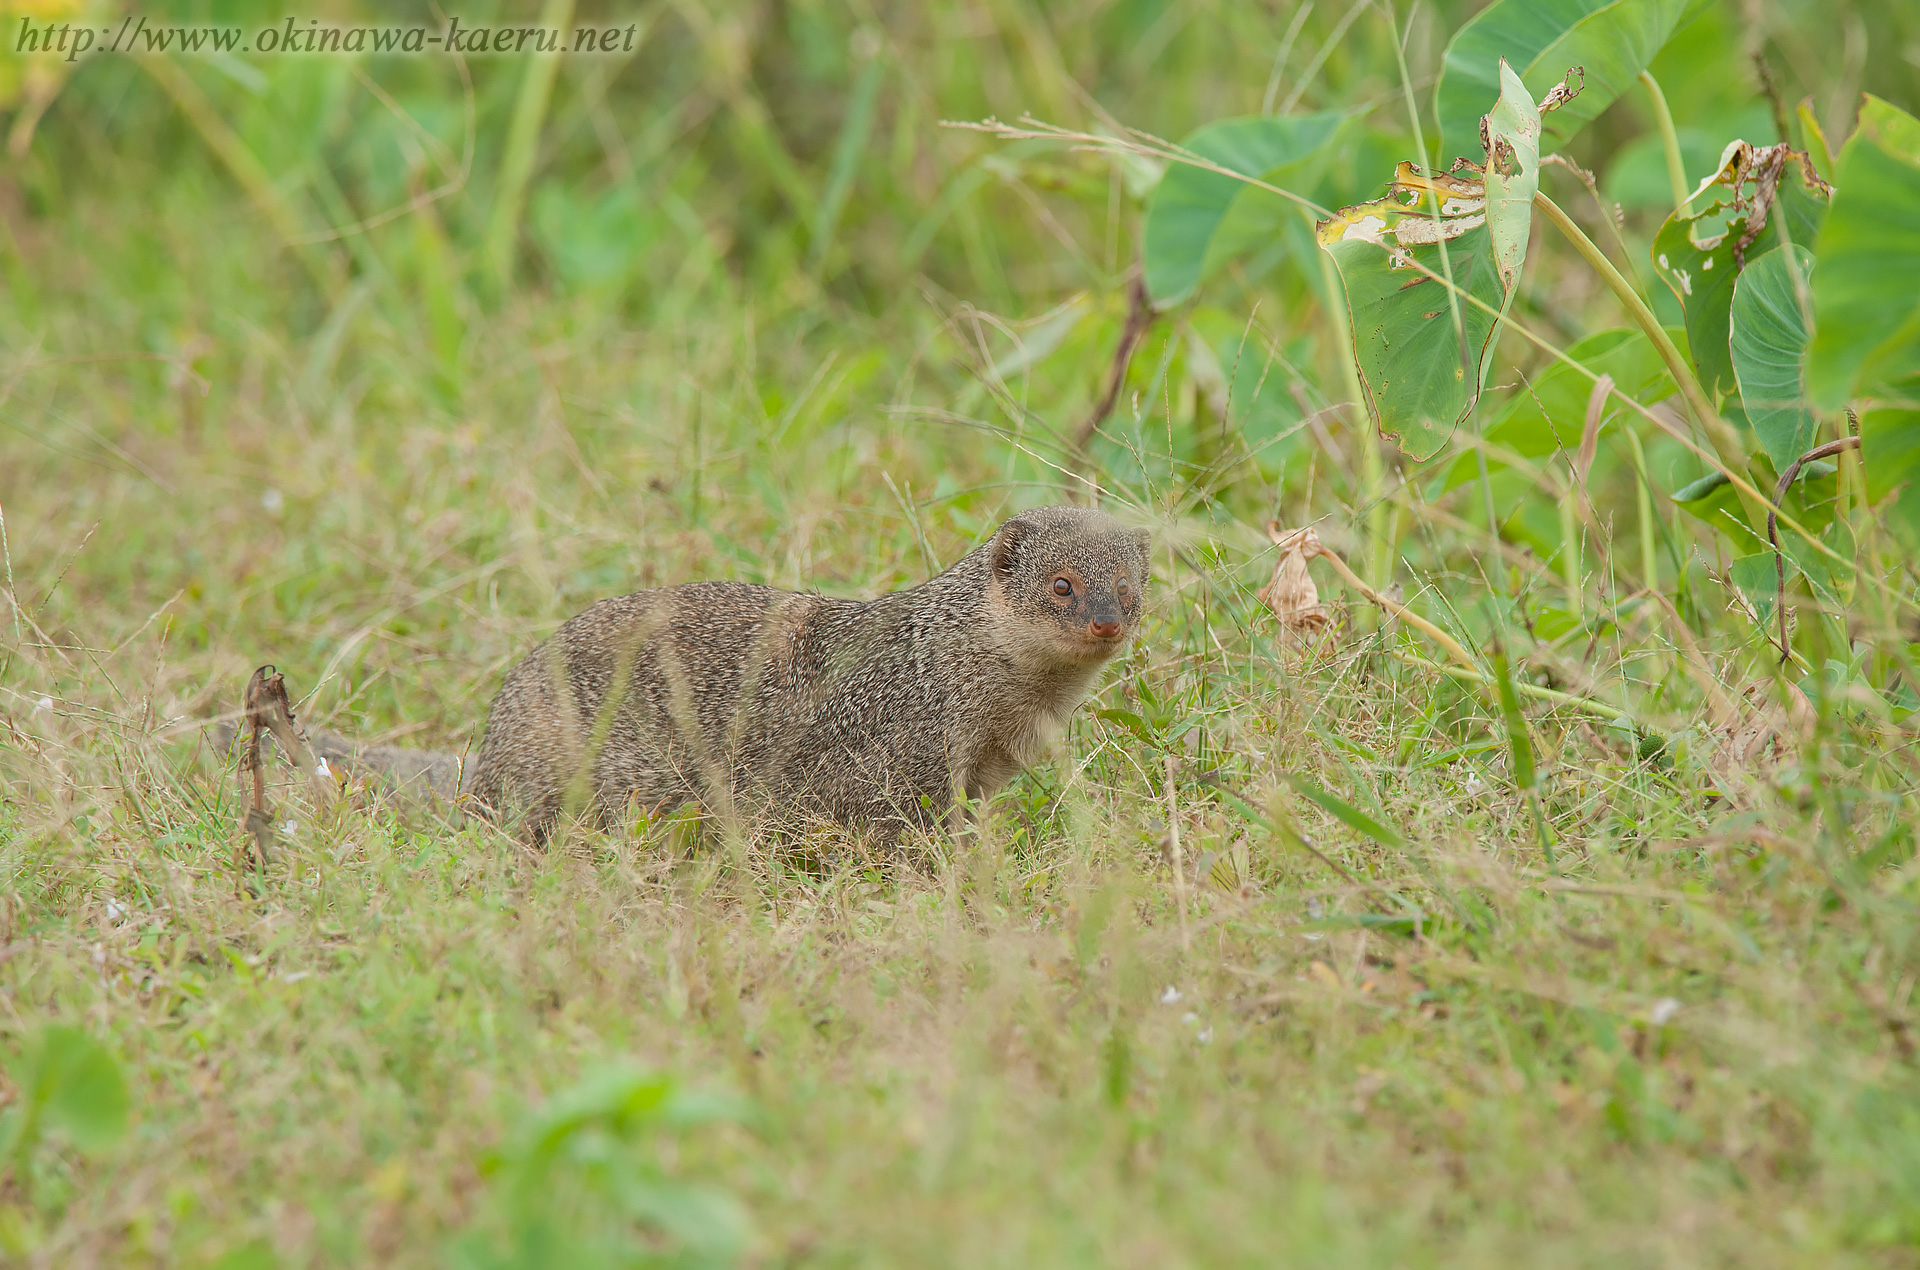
[1074,271,1154,455]
[237,665,335,871]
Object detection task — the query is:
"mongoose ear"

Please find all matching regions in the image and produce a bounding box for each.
[1133,529,1153,566]
[991,519,1030,579]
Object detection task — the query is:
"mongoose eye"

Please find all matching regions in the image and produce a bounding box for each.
[1052,577,1073,598]
[1117,579,1131,598]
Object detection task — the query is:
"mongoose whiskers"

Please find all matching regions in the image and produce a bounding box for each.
[266,506,1150,844]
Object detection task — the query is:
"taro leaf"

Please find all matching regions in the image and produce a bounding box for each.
[1320,216,1504,460]
[1809,96,1920,409]
[1317,65,1535,460]
[1435,0,1713,164]
[1729,551,1796,627]
[1651,143,1830,398]
[1674,459,1837,535]
[1730,245,1820,470]
[1728,541,1840,628]
[1671,469,1742,531]
[1434,327,1679,493]
[1859,407,1920,538]
[1483,60,1542,298]
[1141,111,1346,306]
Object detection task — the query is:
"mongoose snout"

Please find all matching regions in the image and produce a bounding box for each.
[457,504,1152,845]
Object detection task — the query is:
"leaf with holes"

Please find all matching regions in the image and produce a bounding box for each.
[1482,59,1543,298]
[1650,142,1829,399]
[1317,64,1539,459]
[1730,244,1820,470]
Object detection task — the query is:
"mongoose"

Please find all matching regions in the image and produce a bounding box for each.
[272,506,1150,844]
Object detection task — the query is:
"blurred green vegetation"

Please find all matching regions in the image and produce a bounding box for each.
[3,0,1920,1264]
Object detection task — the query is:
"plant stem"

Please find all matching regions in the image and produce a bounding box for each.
[1639,71,1691,211]
[1314,238,1390,626]
[1164,753,1190,954]
[1306,535,1476,670]
[483,0,573,298]
[1623,427,1662,590]
[1533,192,1766,531]
[1389,650,1650,734]
[1558,477,1583,618]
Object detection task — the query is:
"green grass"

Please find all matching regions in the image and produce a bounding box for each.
[4,0,1920,1265]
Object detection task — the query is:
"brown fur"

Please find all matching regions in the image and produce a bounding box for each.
[265,506,1149,844]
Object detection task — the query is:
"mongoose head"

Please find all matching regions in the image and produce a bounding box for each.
[988,506,1151,667]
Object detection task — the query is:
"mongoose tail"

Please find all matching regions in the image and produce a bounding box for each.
[307,730,467,802]
[467,506,1152,844]
[213,720,468,805]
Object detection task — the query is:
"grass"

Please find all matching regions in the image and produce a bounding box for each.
[4,0,1920,1265]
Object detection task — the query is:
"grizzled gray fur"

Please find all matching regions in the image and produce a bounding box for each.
[275,506,1149,844]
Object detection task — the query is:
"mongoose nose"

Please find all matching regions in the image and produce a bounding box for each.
[1089,618,1122,639]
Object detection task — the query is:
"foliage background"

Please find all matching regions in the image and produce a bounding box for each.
[2,0,1920,1265]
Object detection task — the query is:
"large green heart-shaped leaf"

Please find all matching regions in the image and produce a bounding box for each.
[1730,245,1820,471]
[1809,96,1920,410]
[1322,219,1504,460]
[1318,64,1536,460]
[1434,0,1711,165]
[1141,111,1346,306]
[1651,143,1829,399]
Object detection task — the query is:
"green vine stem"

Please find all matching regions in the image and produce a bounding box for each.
[1533,191,1768,531]
[1639,71,1691,211]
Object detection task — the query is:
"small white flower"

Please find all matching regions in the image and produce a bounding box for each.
[283,819,298,834]
[315,757,332,779]
[1159,985,1182,1005]
[1464,772,1486,797]
[260,488,284,513]
[1649,997,1681,1027]
[104,900,127,923]
[1196,1028,1213,1045]
[1181,1012,1200,1027]
[34,696,52,713]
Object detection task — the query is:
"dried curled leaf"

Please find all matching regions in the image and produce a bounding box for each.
[1650,140,1831,398]
[1258,525,1331,648]
[1314,160,1487,255]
